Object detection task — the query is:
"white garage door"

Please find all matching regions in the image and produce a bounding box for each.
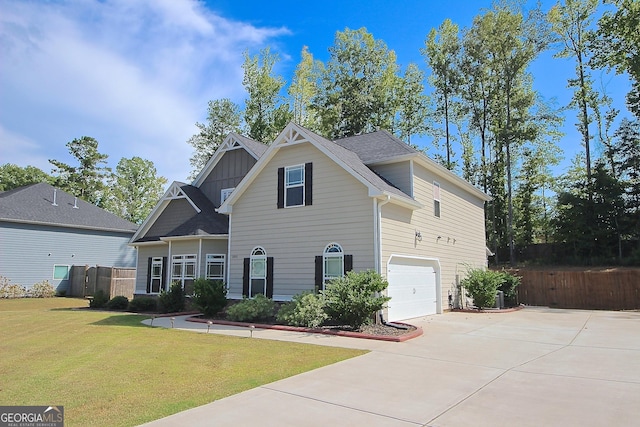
[387,256,438,321]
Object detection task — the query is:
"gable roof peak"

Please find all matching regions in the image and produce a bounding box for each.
[191,133,267,187]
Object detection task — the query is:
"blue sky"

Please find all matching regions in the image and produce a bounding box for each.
[0,0,631,185]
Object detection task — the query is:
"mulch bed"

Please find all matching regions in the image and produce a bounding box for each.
[187,316,423,342]
[451,305,524,313]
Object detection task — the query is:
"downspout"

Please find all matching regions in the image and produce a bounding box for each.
[166,240,172,290]
[226,213,232,292]
[376,195,392,274]
[376,195,391,324]
[198,239,202,279]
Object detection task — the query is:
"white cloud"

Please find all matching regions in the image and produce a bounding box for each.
[0,0,290,184]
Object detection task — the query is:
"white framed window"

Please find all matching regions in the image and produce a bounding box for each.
[433,181,441,218]
[323,243,344,286]
[285,164,305,207]
[220,188,234,204]
[250,247,267,297]
[150,257,163,293]
[171,254,197,295]
[53,265,70,280]
[206,254,225,281]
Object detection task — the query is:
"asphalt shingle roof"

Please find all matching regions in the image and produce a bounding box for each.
[0,183,137,233]
[133,184,228,242]
[303,128,415,201]
[230,133,269,158]
[333,130,418,164]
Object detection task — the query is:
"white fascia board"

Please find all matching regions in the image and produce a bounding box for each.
[129,240,168,247]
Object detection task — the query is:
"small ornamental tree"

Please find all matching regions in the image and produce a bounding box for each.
[321,270,391,329]
[192,278,227,317]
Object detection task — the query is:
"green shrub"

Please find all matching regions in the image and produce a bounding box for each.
[90,290,109,309]
[106,295,129,310]
[29,280,56,298]
[497,270,521,307]
[128,297,157,312]
[192,278,227,317]
[461,268,502,309]
[158,282,185,313]
[0,277,27,299]
[276,292,327,328]
[321,270,391,329]
[225,294,275,322]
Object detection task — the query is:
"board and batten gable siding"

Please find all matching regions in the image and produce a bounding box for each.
[228,142,376,300]
[370,161,413,197]
[199,149,258,206]
[134,239,229,294]
[1,221,135,292]
[143,199,197,239]
[380,161,487,310]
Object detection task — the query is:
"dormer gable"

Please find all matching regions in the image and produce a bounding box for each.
[130,182,203,243]
[192,133,267,188]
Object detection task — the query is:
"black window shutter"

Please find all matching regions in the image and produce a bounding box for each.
[304,162,313,206]
[315,255,323,291]
[266,257,274,298]
[243,258,250,297]
[344,255,353,274]
[161,257,168,290]
[277,167,284,209]
[146,257,152,293]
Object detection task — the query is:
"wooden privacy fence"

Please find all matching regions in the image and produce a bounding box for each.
[69,265,136,299]
[508,268,640,310]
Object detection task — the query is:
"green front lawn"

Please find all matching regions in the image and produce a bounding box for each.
[0,298,366,426]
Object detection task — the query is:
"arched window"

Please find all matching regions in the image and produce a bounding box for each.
[250,247,267,297]
[323,243,344,286]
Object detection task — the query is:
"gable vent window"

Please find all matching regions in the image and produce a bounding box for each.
[220,188,234,204]
[278,163,313,208]
[433,181,441,218]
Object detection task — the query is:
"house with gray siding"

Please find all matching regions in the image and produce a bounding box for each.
[132,123,490,321]
[0,183,137,293]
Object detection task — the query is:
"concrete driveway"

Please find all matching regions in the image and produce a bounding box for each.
[141,307,640,426]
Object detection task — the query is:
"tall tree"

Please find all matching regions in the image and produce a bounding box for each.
[396,63,430,144]
[590,0,640,118]
[242,47,290,142]
[549,0,601,195]
[49,136,110,206]
[186,98,242,179]
[288,46,322,130]
[422,19,462,170]
[102,157,167,224]
[460,15,496,194]
[312,27,400,139]
[0,164,52,191]
[487,3,550,265]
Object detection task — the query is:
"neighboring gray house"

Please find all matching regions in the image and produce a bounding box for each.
[0,183,137,293]
[132,123,490,322]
